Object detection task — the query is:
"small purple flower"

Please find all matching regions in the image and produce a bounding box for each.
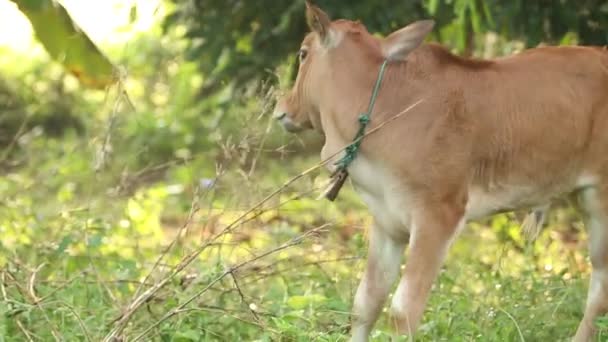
[199,178,216,189]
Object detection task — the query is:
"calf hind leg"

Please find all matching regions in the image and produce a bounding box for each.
[574,186,608,341]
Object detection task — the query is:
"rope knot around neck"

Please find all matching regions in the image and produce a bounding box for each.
[358,114,370,125]
[323,59,389,201]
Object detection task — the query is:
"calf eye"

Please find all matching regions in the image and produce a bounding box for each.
[298,48,308,63]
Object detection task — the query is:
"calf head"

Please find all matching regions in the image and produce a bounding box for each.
[273,1,434,134]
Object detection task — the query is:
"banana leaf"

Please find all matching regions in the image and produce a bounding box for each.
[9,0,117,89]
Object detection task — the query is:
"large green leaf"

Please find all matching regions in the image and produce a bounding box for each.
[9,0,117,89]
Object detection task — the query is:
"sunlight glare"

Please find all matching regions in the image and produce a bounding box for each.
[0,0,162,51]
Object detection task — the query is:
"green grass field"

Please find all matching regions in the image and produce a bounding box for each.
[0,125,602,341]
[0,3,605,339]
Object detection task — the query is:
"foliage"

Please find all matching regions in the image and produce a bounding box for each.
[0,139,599,340]
[488,0,608,46]
[0,42,599,338]
[0,54,85,151]
[0,0,119,149]
[8,0,117,89]
[165,0,608,97]
[1,0,607,340]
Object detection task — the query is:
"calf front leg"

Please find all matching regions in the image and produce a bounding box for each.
[351,224,407,342]
[390,201,465,336]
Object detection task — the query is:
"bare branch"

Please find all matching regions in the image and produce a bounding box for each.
[104,98,424,340]
[15,319,35,342]
[130,225,329,341]
[229,271,261,324]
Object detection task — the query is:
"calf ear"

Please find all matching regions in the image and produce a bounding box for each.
[382,20,435,61]
[305,1,333,46]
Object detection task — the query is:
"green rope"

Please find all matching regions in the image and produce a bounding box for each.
[334,59,389,170]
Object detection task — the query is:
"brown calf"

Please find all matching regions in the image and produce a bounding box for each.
[273,2,608,341]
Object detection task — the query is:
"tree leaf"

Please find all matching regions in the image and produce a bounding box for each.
[9,0,117,89]
[129,5,138,24]
[426,0,440,15]
[287,294,326,310]
[469,0,482,33]
[481,0,494,29]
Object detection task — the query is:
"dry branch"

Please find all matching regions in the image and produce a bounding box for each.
[103,98,424,340]
[130,225,328,341]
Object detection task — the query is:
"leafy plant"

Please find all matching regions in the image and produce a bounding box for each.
[9,0,117,89]
[164,0,607,98]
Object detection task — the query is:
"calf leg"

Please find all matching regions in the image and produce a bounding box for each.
[351,225,406,342]
[574,186,608,341]
[390,200,464,336]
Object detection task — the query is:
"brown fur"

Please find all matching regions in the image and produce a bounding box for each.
[274,2,608,341]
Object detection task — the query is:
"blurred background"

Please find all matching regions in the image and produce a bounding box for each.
[0,0,607,340]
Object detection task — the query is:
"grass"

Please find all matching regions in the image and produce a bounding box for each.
[0,117,601,341]
[0,32,602,342]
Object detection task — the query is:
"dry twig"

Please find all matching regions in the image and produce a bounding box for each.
[230,270,261,324]
[130,225,328,341]
[103,99,424,340]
